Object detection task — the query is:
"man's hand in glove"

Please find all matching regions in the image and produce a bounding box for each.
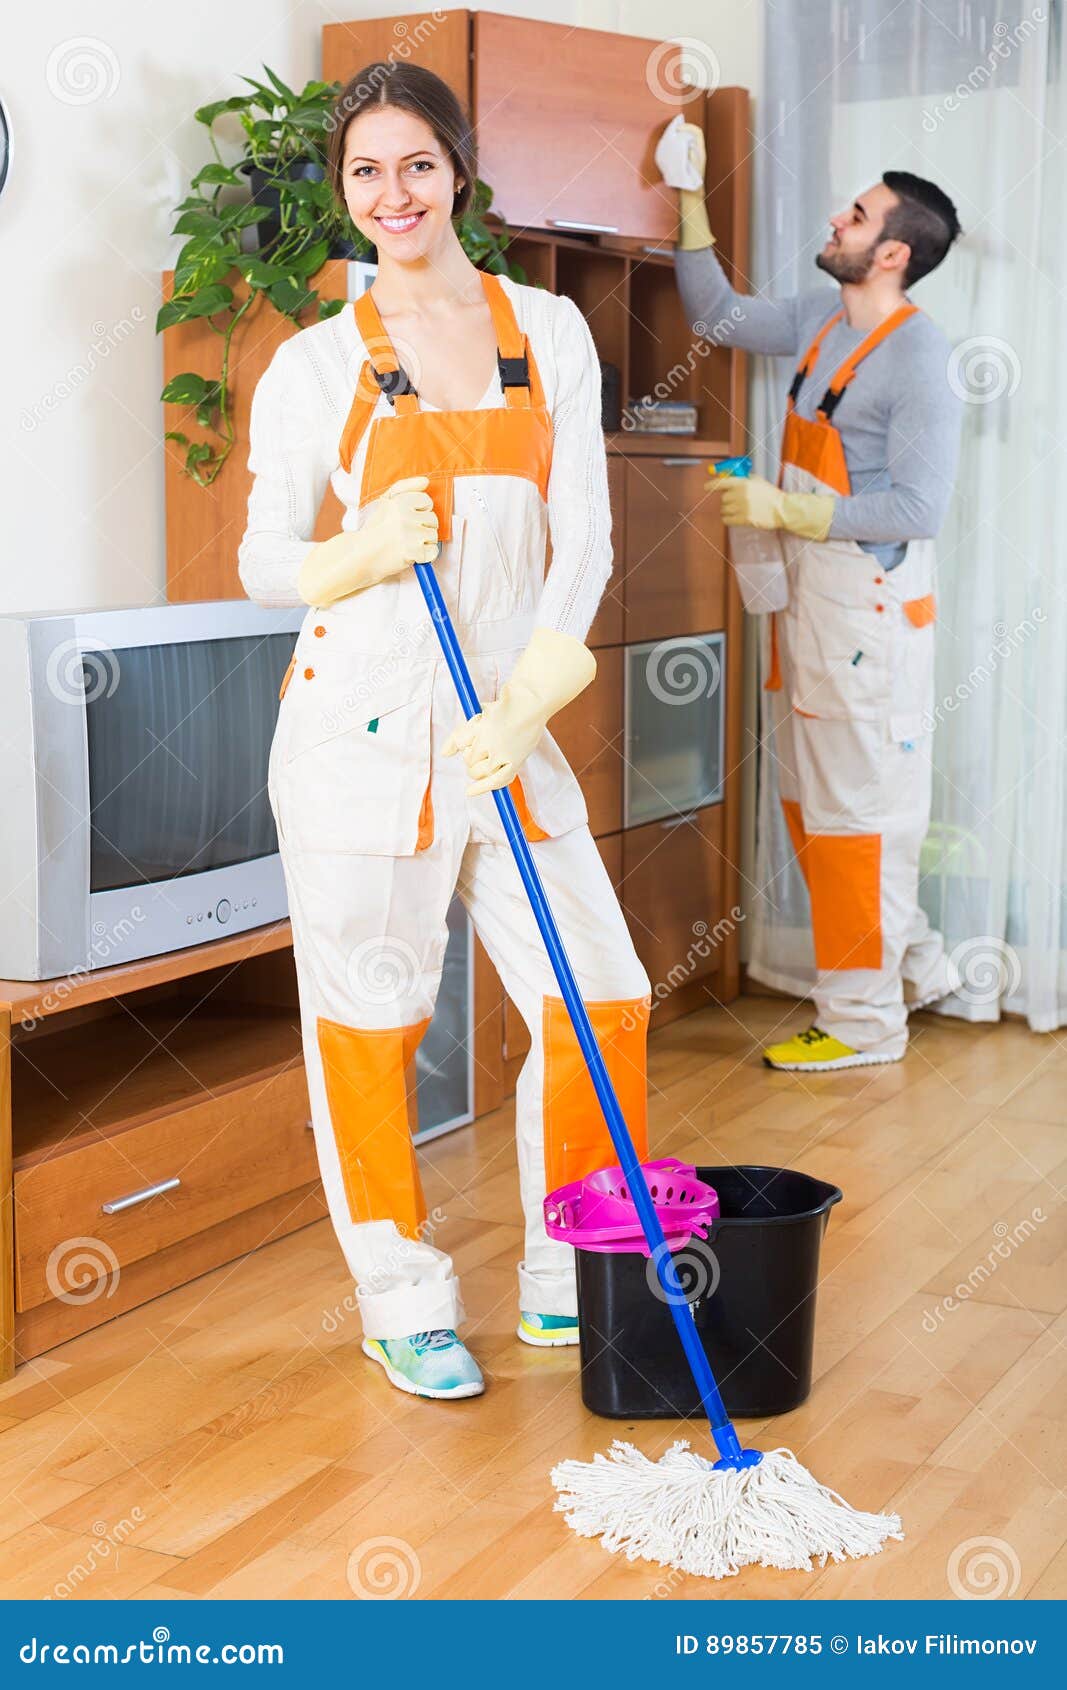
[719,474,835,543]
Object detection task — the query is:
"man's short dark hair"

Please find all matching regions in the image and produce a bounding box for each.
[880,171,962,286]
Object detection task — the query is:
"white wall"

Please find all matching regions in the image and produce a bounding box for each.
[1,2,760,615]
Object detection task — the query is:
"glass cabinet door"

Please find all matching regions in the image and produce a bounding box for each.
[623,633,726,827]
[414,897,474,1143]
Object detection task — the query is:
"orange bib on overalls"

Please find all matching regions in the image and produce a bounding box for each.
[338,270,553,545]
[765,301,920,691]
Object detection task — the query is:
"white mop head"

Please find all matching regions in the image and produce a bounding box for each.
[551,1440,903,1581]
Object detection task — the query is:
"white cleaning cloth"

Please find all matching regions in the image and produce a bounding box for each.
[654,114,703,191]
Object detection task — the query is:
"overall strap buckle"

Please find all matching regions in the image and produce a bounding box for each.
[497,350,530,389]
[372,365,417,404]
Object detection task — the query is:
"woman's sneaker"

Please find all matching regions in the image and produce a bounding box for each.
[361,1329,484,1399]
[517,1312,580,1347]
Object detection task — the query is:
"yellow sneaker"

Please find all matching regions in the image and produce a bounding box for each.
[762,1025,902,1072]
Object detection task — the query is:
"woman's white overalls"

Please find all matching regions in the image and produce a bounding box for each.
[267,272,651,1338]
[766,302,950,1055]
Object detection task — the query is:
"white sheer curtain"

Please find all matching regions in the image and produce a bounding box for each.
[746,0,1067,1029]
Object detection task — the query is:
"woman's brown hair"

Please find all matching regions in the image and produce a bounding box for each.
[326,60,477,221]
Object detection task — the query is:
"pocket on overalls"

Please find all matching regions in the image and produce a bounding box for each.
[276,666,434,855]
[788,544,889,720]
[890,594,937,743]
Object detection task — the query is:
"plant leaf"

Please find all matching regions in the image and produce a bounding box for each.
[161,372,213,406]
[195,94,254,126]
[191,162,242,188]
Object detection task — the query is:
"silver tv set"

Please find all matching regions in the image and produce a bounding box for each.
[0,600,301,980]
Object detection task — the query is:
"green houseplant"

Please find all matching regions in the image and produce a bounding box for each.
[160,66,524,487]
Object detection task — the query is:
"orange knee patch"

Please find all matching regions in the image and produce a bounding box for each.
[805,833,882,971]
[543,996,650,1191]
[316,1015,430,1234]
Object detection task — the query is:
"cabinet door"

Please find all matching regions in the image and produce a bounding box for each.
[624,458,728,642]
[621,807,725,998]
[624,634,725,827]
[473,13,699,240]
[550,645,623,839]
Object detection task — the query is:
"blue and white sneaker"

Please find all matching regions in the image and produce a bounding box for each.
[517,1311,580,1348]
[361,1329,485,1399]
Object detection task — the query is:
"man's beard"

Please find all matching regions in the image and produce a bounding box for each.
[815,238,878,284]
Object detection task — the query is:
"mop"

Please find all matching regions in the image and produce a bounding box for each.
[414,551,903,1582]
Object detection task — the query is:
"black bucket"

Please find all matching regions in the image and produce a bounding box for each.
[575,1164,842,1420]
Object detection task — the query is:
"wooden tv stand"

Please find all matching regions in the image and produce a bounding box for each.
[0,922,326,1382]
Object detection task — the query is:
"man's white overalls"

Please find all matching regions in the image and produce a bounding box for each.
[767,302,951,1057]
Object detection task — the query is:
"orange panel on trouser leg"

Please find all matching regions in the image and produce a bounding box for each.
[805,833,883,971]
[510,775,549,842]
[543,997,651,1191]
[316,1015,430,1236]
[780,797,810,887]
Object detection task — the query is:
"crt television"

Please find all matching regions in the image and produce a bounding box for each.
[0,600,301,981]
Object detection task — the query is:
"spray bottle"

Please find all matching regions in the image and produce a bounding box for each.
[707,455,789,614]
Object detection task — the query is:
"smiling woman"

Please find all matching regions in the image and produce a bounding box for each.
[237,57,654,1406]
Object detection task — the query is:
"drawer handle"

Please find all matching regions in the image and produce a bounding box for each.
[660,812,699,831]
[548,218,620,234]
[101,1177,181,1215]
[660,458,699,467]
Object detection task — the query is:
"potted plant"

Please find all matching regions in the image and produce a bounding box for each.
[159,65,524,487]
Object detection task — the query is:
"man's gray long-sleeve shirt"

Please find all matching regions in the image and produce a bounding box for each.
[675,245,962,569]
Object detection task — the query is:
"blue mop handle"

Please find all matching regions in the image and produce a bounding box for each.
[414,559,750,1467]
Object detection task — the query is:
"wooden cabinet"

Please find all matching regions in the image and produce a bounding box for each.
[472,14,698,241]
[623,458,729,642]
[621,806,727,1026]
[323,12,703,243]
[550,645,623,840]
[1,939,330,1375]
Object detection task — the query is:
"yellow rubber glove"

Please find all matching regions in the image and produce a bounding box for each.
[297,475,438,608]
[718,474,835,543]
[674,123,715,252]
[443,626,596,797]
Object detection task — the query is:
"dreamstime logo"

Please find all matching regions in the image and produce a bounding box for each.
[949,935,1022,1007]
[921,1208,1045,1333]
[947,336,1021,405]
[622,308,745,430]
[46,1238,121,1305]
[322,1206,448,1333]
[46,37,120,105]
[346,1536,422,1599]
[18,908,146,1034]
[346,936,422,1006]
[19,309,146,434]
[325,13,447,133]
[645,37,721,102]
[947,1536,1021,1599]
[623,910,745,1031]
[45,640,121,706]
[921,9,1046,132]
[921,611,1045,734]
[645,1237,720,1307]
[645,638,721,706]
[51,1512,145,1598]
